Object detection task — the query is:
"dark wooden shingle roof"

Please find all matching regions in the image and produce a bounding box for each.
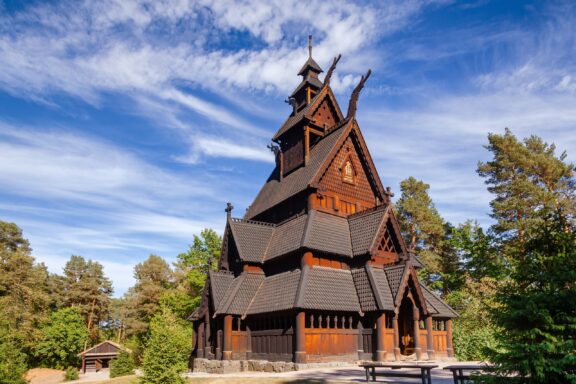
[298,266,361,312]
[246,270,301,315]
[420,284,458,318]
[249,121,350,218]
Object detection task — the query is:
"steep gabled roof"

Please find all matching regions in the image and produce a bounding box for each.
[208,270,235,310]
[247,120,351,219]
[297,56,323,76]
[273,85,343,141]
[228,218,275,262]
[385,263,429,314]
[420,284,458,318]
[349,205,390,256]
[366,265,396,311]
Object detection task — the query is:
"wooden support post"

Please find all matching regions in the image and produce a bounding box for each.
[357,319,364,359]
[393,314,401,361]
[216,329,222,360]
[294,311,306,363]
[376,313,387,361]
[204,311,211,358]
[413,308,422,360]
[192,323,198,357]
[246,323,252,359]
[304,126,310,165]
[446,319,454,358]
[223,315,233,360]
[426,316,435,360]
[197,322,204,358]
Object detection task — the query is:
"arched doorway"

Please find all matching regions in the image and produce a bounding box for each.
[398,297,414,355]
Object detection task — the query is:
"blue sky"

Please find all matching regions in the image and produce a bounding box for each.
[1,0,575,296]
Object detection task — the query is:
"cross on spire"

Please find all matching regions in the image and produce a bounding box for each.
[225,202,234,218]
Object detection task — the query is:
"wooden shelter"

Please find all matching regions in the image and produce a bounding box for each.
[190,38,457,364]
[78,340,130,373]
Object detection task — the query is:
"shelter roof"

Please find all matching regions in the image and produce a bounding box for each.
[78,340,130,357]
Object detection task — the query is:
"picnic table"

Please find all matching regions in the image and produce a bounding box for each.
[443,363,495,384]
[359,362,438,384]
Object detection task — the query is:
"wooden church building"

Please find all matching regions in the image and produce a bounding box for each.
[191,39,457,364]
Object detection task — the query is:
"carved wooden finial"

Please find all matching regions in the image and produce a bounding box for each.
[308,35,312,58]
[323,54,341,87]
[346,69,372,120]
[225,202,234,218]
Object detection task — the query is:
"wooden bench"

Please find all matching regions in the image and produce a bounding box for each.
[443,363,495,384]
[359,362,438,384]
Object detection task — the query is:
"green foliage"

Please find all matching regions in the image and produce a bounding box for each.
[0,221,50,363]
[61,255,113,339]
[488,218,576,383]
[447,278,500,361]
[141,306,191,384]
[123,255,175,340]
[110,351,135,378]
[478,128,576,250]
[34,307,89,369]
[0,333,27,384]
[64,366,79,381]
[175,229,221,309]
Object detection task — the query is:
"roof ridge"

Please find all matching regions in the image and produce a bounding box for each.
[216,274,245,315]
[365,264,385,311]
[300,210,315,248]
[294,265,310,308]
[241,275,265,319]
[231,217,276,227]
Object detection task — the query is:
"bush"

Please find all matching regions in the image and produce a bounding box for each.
[141,307,191,384]
[0,338,27,384]
[110,351,135,378]
[64,367,79,381]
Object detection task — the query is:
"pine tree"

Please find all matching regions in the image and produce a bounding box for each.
[124,255,175,338]
[0,221,50,363]
[61,255,113,339]
[478,128,576,252]
[396,177,448,288]
[141,306,191,384]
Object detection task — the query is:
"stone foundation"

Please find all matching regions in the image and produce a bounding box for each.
[191,358,354,374]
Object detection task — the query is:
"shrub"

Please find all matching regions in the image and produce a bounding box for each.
[141,307,191,384]
[64,367,79,381]
[110,351,135,378]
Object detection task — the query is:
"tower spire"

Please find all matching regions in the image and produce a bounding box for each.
[308,35,312,58]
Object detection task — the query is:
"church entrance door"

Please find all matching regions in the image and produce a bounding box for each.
[398,297,415,355]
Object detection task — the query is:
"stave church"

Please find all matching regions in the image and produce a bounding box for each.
[190,38,457,364]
